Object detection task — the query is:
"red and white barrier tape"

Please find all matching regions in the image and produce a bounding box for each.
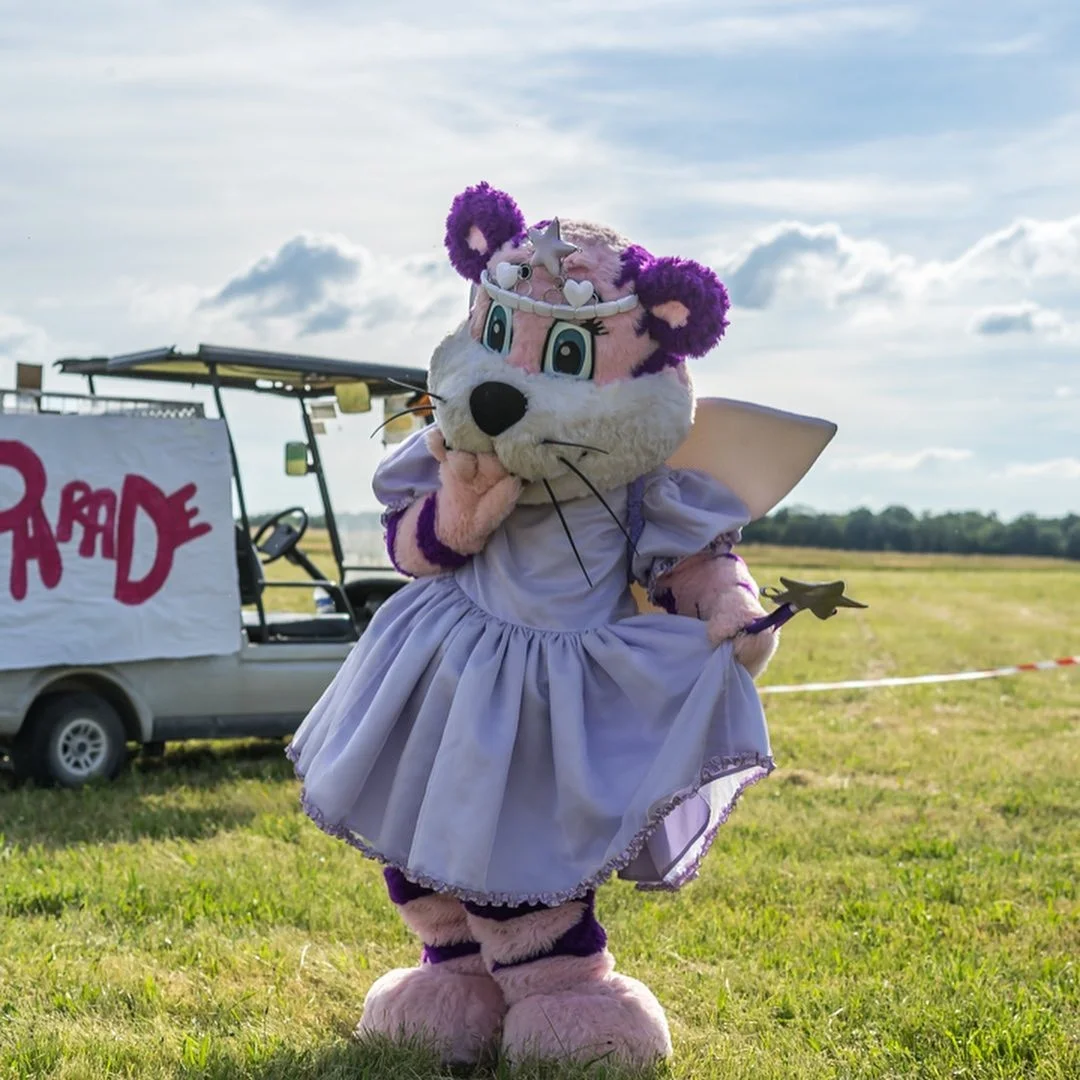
[760,655,1079,695]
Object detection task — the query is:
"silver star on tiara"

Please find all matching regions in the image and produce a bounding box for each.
[527,218,579,278]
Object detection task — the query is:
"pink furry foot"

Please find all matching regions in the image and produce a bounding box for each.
[356,959,506,1066]
[501,970,672,1067]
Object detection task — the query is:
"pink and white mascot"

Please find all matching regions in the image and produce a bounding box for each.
[288,182,837,1067]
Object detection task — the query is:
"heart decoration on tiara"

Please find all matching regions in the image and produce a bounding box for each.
[494,262,520,290]
[562,279,595,308]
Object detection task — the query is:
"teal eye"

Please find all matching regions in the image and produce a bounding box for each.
[542,322,594,380]
[483,303,512,354]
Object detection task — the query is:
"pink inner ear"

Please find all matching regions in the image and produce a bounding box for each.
[651,299,690,330]
[467,225,488,254]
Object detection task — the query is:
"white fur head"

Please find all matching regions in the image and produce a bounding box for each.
[433,182,731,501]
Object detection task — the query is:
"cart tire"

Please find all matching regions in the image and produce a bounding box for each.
[12,693,128,788]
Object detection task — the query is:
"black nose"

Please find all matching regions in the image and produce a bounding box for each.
[469,381,528,437]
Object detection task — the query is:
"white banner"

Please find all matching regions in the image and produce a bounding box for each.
[0,415,241,670]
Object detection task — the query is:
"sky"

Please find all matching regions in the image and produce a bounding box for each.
[2,0,1078,520]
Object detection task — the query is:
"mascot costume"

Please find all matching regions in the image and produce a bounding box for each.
[287,182,856,1067]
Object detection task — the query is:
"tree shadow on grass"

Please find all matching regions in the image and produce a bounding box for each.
[0,738,300,851]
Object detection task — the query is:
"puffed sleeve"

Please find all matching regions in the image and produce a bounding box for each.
[630,467,750,595]
[372,427,440,518]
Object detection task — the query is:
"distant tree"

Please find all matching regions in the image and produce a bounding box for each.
[843,508,880,551]
[1064,521,1080,561]
[1006,514,1042,555]
[878,505,917,552]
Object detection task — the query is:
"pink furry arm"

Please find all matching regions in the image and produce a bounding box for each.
[656,552,763,637]
[654,552,779,678]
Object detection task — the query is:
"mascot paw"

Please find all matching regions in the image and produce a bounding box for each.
[426,430,522,554]
[502,972,672,1067]
[356,960,506,1066]
[732,627,779,679]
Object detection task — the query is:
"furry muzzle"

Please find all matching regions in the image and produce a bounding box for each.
[428,323,693,503]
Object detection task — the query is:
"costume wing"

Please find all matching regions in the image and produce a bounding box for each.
[667,397,837,521]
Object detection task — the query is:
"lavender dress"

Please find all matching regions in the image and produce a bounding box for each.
[287,431,773,906]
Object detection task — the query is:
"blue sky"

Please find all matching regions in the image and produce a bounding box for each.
[1,0,1078,518]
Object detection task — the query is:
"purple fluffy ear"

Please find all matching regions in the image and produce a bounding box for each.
[444,182,526,283]
[635,257,730,358]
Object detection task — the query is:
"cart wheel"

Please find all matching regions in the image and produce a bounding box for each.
[12,693,128,787]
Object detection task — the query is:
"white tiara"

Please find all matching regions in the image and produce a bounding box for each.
[478,268,639,322]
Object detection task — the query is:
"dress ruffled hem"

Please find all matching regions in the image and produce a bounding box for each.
[633,765,771,892]
[286,739,773,907]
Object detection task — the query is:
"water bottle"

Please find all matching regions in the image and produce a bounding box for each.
[313,587,334,615]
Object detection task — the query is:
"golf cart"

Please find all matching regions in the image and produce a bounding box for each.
[0,345,429,786]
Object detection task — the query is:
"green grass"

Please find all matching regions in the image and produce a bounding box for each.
[2,548,1079,1079]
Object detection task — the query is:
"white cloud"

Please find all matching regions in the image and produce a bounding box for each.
[828,448,975,472]
[948,214,1080,285]
[0,314,51,362]
[958,32,1043,57]
[1055,385,1074,399]
[1002,458,1080,480]
[127,234,466,343]
[110,3,917,66]
[0,314,58,396]
[204,234,362,326]
[0,314,39,356]
[716,212,1080,327]
[719,221,916,309]
[436,4,920,56]
[968,301,1068,337]
[692,176,969,217]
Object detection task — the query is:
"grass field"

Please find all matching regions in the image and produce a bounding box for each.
[2,546,1078,1079]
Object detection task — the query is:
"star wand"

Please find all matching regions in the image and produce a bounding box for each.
[742,577,868,636]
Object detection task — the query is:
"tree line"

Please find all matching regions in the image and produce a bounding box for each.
[743,506,1080,560]
[249,506,1080,561]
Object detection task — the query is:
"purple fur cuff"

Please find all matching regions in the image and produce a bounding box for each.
[384,866,435,906]
[490,918,606,971]
[422,940,481,965]
[383,508,408,576]
[487,893,607,971]
[416,493,470,570]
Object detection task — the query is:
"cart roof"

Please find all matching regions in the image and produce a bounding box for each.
[56,344,428,399]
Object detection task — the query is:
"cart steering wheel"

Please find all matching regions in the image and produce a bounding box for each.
[252,507,310,564]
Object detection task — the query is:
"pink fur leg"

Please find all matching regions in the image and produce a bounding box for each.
[464,894,671,1066]
[357,953,506,1066]
[358,871,505,1065]
[498,954,672,1066]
